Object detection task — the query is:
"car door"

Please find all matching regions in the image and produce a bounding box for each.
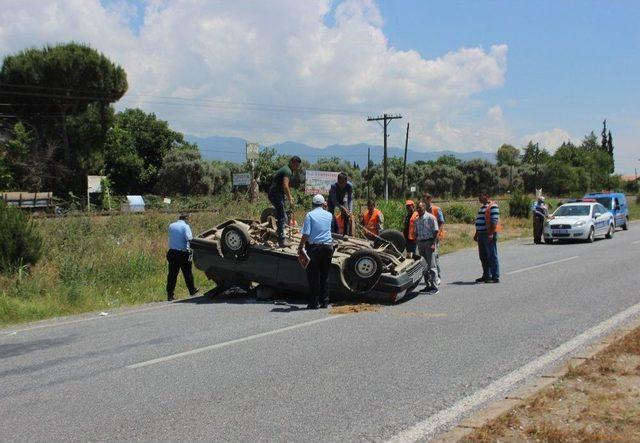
[593,204,609,234]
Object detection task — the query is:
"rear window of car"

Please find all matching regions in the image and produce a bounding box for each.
[594,197,613,209]
[555,205,590,217]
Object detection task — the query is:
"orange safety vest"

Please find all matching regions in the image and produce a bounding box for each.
[485,201,503,234]
[407,211,419,240]
[335,213,347,235]
[430,204,446,240]
[362,208,383,236]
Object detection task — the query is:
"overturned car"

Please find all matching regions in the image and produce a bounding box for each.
[190,217,425,303]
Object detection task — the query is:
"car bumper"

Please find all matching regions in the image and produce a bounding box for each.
[544,227,589,239]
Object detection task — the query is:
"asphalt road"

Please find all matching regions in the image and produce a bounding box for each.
[2,226,640,442]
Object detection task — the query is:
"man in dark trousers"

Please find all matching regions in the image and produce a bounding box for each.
[298,194,334,309]
[531,196,548,244]
[327,172,354,235]
[473,191,501,283]
[268,156,302,247]
[166,213,199,301]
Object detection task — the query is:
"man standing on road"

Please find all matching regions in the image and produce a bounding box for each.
[403,200,418,257]
[166,213,199,301]
[531,196,548,244]
[268,156,301,247]
[423,193,446,283]
[414,201,439,293]
[298,194,334,309]
[474,191,501,283]
[328,172,354,236]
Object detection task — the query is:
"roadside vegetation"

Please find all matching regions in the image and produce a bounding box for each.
[463,325,640,442]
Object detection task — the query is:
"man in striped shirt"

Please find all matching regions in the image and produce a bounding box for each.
[473,191,501,283]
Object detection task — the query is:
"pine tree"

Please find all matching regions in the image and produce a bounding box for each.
[601,119,608,151]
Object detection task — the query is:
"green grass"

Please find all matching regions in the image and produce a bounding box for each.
[0,195,271,327]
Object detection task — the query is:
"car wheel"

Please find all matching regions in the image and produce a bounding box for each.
[622,216,629,231]
[606,224,614,239]
[373,229,406,253]
[544,238,554,244]
[587,227,595,243]
[342,249,383,294]
[220,223,251,260]
[260,207,277,223]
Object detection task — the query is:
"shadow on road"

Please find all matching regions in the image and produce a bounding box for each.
[448,281,480,286]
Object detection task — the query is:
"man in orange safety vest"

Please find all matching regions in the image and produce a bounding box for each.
[361,199,384,239]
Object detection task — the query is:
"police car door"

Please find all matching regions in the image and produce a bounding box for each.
[593,204,608,234]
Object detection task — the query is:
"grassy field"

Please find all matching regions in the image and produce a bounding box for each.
[1,195,636,327]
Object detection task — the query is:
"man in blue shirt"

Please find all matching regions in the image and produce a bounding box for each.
[166,213,198,301]
[328,172,354,235]
[298,194,334,309]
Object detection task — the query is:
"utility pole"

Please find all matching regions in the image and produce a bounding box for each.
[367,113,402,201]
[367,147,371,201]
[401,122,410,194]
[533,142,540,192]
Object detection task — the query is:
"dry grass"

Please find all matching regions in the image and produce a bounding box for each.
[463,326,640,442]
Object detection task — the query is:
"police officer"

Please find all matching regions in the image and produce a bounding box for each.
[298,194,334,309]
[166,213,199,301]
[531,196,548,244]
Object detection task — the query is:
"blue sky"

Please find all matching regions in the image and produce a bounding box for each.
[378,0,640,171]
[2,0,639,173]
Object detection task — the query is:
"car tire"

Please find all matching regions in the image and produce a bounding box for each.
[342,249,383,294]
[587,227,595,243]
[606,224,614,239]
[544,238,554,244]
[260,207,277,223]
[373,229,406,253]
[220,223,251,260]
[622,216,629,231]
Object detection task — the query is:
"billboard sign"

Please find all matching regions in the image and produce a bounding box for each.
[305,170,339,195]
[232,172,252,187]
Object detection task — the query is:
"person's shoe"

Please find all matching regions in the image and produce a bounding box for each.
[306,304,319,310]
[436,278,442,286]
[320,303,330,309]
[420,285,433,293]
[167,295,175,301]
[430,287,440,295]
[488,278,500,283]
[189,288,200,297]
[278,240,292,248]
[475,277,488,283]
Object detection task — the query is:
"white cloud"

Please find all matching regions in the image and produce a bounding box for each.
[521,128,576,152]
[0,0,510,151]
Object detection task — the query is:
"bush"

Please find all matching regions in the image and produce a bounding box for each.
[509,191,532,218]
[447,203,476,224]
[0,202,43,274]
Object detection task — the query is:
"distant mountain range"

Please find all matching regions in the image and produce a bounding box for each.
[185,134,495,166]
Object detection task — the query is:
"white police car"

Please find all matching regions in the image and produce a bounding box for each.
[543,201,615,243]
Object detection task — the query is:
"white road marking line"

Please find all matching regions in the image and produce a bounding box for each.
[505,256,579,275]
[2,303,176,336]
[632,240,640,245]
[128,315,341,369]
[387,301,640,443]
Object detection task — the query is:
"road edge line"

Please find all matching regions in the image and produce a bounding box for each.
[387,302,640,443]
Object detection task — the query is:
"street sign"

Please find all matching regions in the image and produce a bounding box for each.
[87,175,106,193]
[410,186,416,193]
[305,170,339,195]
[232,172,252,187]
[246,142,260,161]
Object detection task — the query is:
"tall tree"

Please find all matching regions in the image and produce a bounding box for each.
[495,144,521,167]
[601,119,608,152]
[0,42,127,192]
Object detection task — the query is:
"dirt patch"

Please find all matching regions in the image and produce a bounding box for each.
[392,311,448,319]
[329,303,382,315]
[462,325,640,442]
